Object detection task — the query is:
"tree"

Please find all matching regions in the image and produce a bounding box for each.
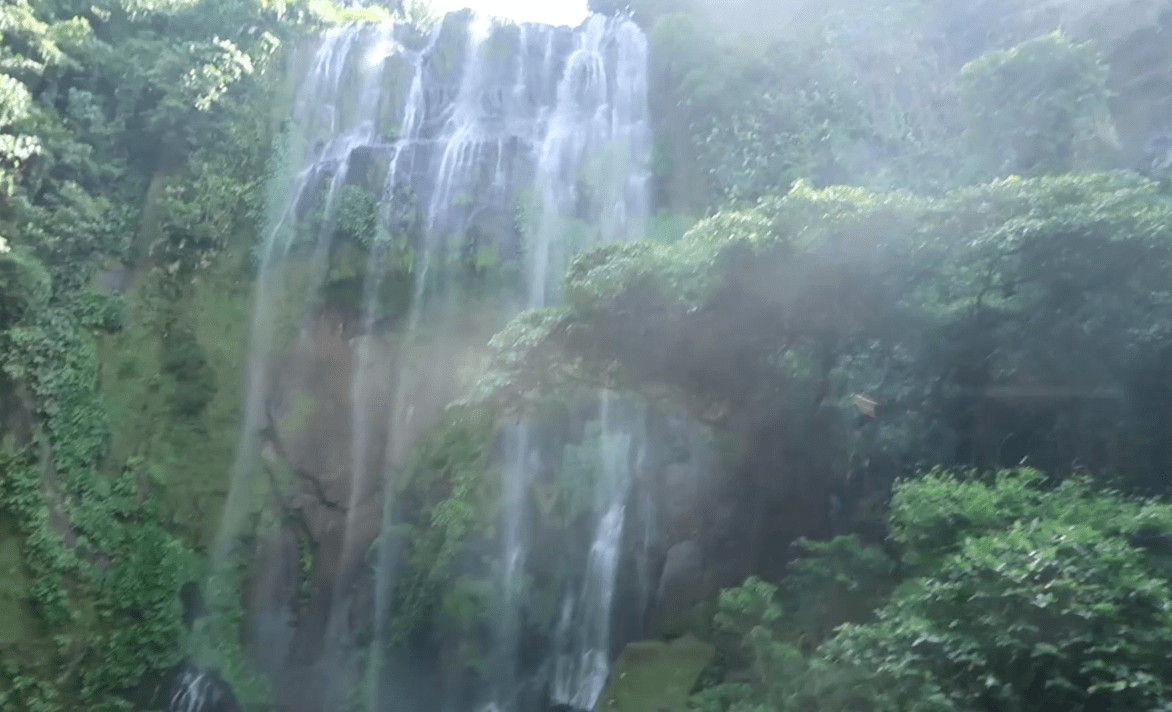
[959,32,1115,180]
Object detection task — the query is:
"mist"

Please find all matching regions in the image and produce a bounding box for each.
[3,1,1172,712]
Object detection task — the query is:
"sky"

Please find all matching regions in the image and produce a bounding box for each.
[426,0,590,27]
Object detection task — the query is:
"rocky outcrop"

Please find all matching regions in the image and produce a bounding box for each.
[649,540,704,638]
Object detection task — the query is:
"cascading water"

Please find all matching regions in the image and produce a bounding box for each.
[220,20,392,553]
[218,24,367,561]
[211,24,395,690]
[493,16,651,711]
[167,665,239,712]
[220,10,651,712]
[551,397,644,710]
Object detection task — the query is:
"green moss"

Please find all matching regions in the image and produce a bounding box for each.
[387,407,500,644]
[593,635,716,712]
[132,168,178,265]
[323,238,415,324]
[98,246,262,542]
[0,305,201,708]
[336,184,381,246]
[161,327,216,418]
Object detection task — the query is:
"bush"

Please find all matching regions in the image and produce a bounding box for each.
[697,470,1172,712]
[825,517,1172,712]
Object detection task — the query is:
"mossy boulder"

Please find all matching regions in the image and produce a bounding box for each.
[592,635,715,712]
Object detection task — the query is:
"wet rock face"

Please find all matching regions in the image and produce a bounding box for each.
[658,463,701,543]
[651,540,704,637]
[246,301,495,703]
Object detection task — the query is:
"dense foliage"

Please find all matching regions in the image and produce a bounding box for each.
[0,0,403,707]
[487,171,1172,494]
[693,469,1172,712]
[593,0,1134,209]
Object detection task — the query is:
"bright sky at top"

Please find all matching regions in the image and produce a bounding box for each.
[426,0,589,27]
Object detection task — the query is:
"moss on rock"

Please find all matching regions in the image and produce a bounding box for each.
[593,635,716,712]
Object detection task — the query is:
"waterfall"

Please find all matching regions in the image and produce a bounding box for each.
[551,396,643,710]
[221,10,651,711]
[218,23,363,562]
[218,20,392,558]
[210,23,395,690]
[494,16,650,710]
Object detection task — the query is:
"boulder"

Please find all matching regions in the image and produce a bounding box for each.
[591,636,715,712]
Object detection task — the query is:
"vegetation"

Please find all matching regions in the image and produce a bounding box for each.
[5,0,1172,709]
[0,0,418,707]
[692,469,1172,712]
[958,31,1114,180]
[484,2,1172,709]
[487,170,1172,491]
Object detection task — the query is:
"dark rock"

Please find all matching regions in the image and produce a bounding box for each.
[649,540,704,637]
[179,581,205,628]
[99,264,133,292]
[659,463,700,543]
[344,144,394,194]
